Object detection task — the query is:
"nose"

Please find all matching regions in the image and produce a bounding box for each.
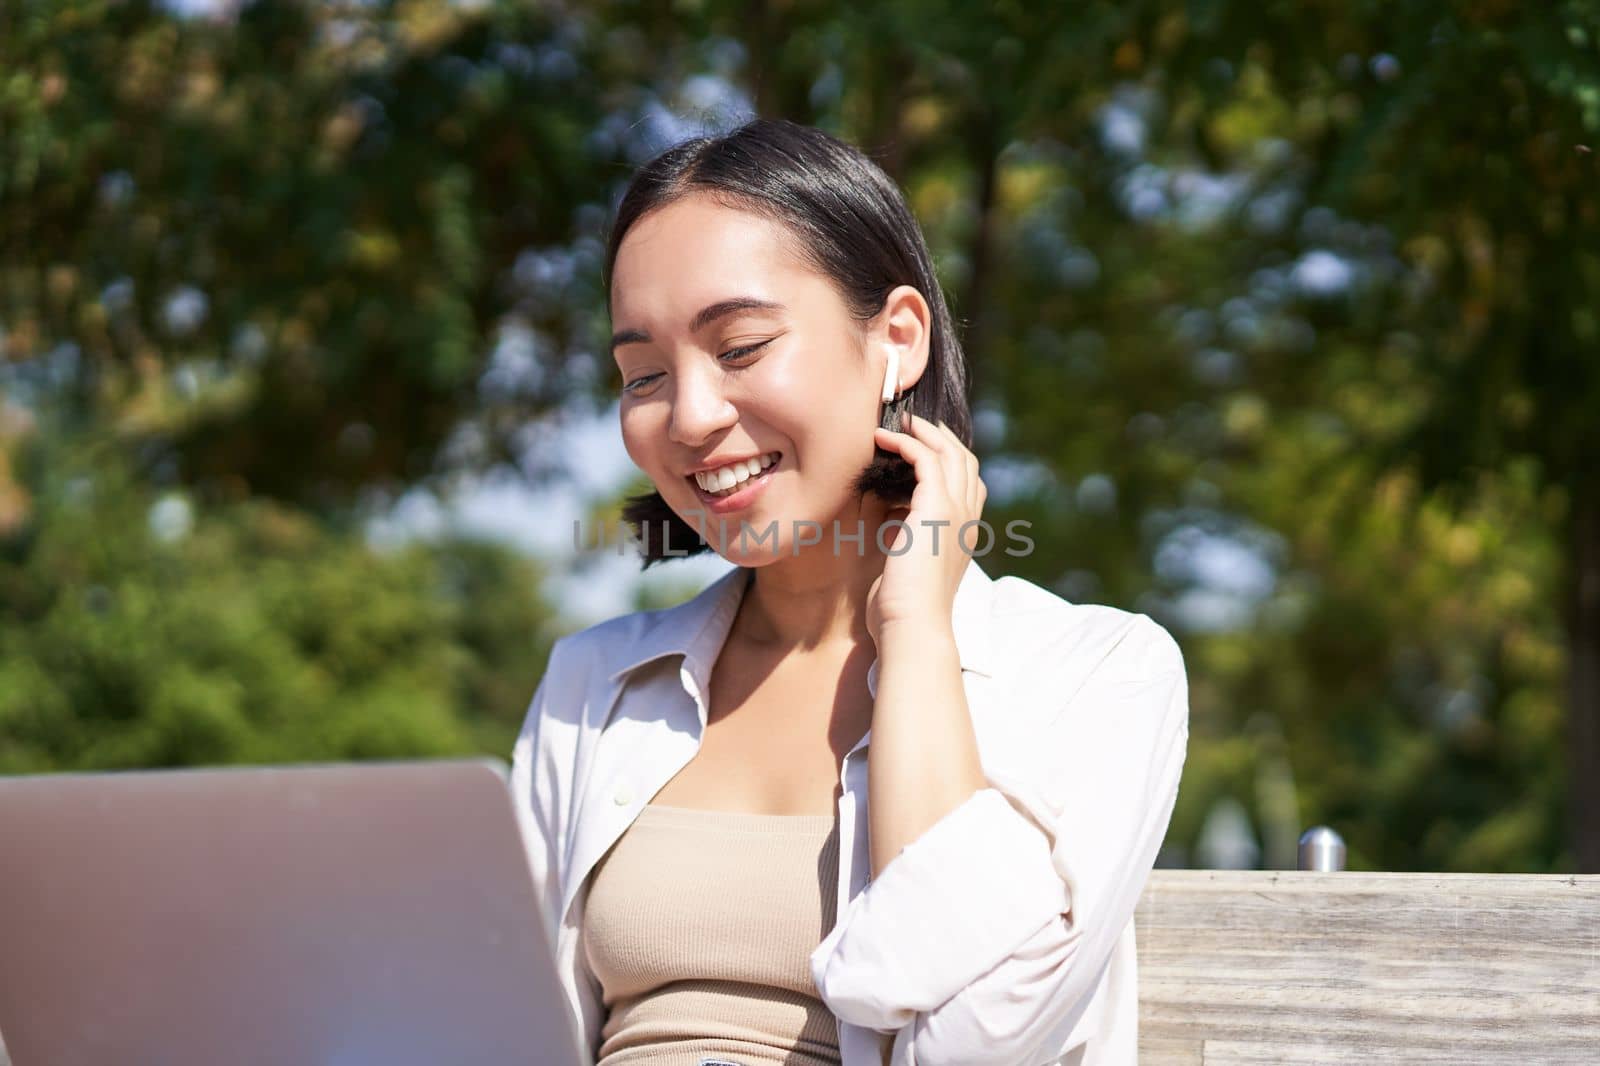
[667,362,738,448]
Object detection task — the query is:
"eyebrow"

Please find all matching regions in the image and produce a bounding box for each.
[610,297,786,352]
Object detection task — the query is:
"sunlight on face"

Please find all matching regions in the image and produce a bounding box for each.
[609,193,880,563]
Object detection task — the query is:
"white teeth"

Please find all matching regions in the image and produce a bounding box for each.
[695,452,780,494]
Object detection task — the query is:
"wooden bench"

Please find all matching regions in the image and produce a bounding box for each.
[5,870,1595,1064]
[1135,870,1600,1064]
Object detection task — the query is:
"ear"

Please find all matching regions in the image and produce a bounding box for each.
[871,284,933,393]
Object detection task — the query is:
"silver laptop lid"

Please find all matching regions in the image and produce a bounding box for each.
[0,758,588,1066]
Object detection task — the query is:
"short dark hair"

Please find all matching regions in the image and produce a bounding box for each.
[603,117,972,568]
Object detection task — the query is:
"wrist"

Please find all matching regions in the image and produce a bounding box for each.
[874,618,959,656]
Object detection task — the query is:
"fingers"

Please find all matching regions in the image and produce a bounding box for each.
[899,413,982,512]
[873,414,988,563]
[873,419,944,491]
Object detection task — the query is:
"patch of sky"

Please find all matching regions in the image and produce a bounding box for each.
[523,34,586,80]
[229,323,269,367]
[478,316,547,403]
[1150,512,1286,634]
[157,0,240,20]
[170,362,199,400]
[1246,184,1300,236]
[981,455,1057,506]
[435,421,488,472]
[700,37,748,77]
[972,404,1009,451]
[512,245,579,309]
[102,277,136,315]
[1196,796,1260,869]
[148,492,195,544]
[1169,169,1250,233]
[319,18,364,50]
[1115,163,1170,222]
[811,63,845,110]
[1289,249,1355,299]
[162,285,209,338]
[1097,85,1157,160]
[1075,473,1117,516]
[626,75,755,161]
[1370,53,1402,83]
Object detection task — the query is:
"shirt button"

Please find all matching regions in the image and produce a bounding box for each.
[613,787,633,806]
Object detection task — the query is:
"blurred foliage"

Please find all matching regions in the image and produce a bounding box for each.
[3,0,1600,871]
[2,0,617,505]
[0,424,558,771]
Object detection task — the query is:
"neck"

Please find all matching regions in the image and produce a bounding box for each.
[730,493,903,656]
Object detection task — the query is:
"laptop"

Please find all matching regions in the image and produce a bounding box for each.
[0,758,589,1066]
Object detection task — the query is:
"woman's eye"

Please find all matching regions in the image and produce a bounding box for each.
[720,339,773,363]
[623,340,772,395]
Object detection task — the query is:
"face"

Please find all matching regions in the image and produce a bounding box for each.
[609,193,889,564]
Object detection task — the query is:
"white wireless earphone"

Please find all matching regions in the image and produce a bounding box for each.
[881,346,900,404]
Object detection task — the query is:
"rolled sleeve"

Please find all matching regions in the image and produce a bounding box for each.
[814,611,1190,1064]
[808,787,1069,1031]
[508,639,563,945]
[894,915,1096,1066]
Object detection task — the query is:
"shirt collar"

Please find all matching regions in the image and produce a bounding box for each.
[605,556,997,690]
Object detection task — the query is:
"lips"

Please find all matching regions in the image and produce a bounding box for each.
[687,450,781,488]
[688,453,781,513]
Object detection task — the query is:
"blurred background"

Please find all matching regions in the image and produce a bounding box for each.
[3,0,1598,874]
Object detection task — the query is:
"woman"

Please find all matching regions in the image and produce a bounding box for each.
[511,118,1189,1066]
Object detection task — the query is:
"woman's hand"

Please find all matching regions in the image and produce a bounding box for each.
[866,413,987,645]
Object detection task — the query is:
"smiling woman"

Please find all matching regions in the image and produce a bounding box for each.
[603,118,972,566]
[510,117,1189,1066]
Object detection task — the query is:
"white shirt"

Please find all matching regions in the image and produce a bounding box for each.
[510,557,1189,1066]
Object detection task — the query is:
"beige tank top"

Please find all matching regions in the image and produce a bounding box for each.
[582,802,848,1066]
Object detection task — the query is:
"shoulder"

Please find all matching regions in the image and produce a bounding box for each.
[986,572,1187,685]
[538,565,738,690]
[981,574,1190,777]
[537,564,747,693]
[516,600,683,755]
[537,606,666,690]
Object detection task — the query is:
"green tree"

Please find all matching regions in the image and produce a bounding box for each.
[1142,2,1600,867]
[2,0,618,504]
[6,0,1597,873]
[0,425,560,771]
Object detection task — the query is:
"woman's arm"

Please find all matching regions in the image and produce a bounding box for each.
[863,413,994,879]
[811,616,1190,1066]
[867,619,987,878]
